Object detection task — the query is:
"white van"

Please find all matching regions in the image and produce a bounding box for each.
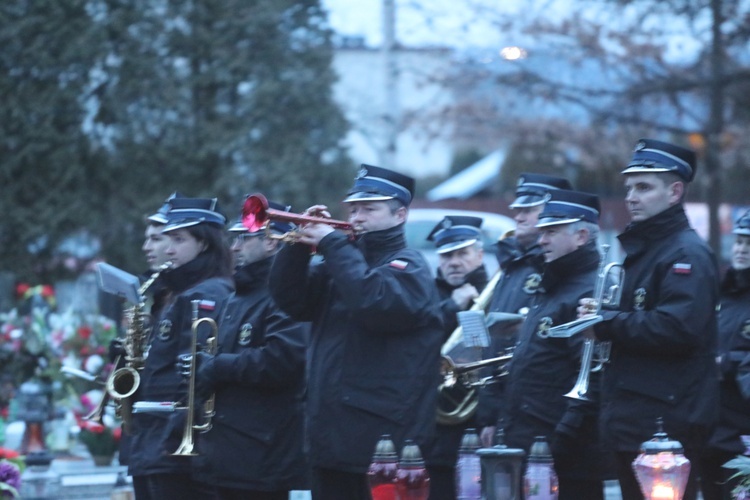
[404,208,515,276]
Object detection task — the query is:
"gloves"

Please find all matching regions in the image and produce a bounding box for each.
[109,338,125,363]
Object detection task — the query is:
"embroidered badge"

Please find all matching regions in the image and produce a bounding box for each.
[634,140,646,152]
[157,319,172,341]
[389,259,408,270]
[523,273,542,294]
[356,166,368,179]
[536,317,553,338]
[239,323,253,346]
[672,263,692,275]
[740,319,750,341]
[633,288,647,311]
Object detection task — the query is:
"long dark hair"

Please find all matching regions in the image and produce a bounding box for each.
[185,223,232,282]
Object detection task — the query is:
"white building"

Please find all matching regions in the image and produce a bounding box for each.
[331,38,456,178]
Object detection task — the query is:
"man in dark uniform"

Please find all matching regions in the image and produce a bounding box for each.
[700,209,750,500]
[424,216,489,500]
[187,199,309,500]
[580,139,720,500]
[269,165,444,500]
[503,189,605,499]
[477,173,572,447]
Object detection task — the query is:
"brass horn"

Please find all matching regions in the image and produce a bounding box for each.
[437,270,517,426]
[554,244,623,401]
[242,193,353,242]
[172,300,219,456]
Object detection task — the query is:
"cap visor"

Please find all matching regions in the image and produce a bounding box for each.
[620,166,673,175]
[342,192,395,203]
[536,217,582,228]
[509,195,547,209]
[162,219,203,233]
[436,238,478,255]
[148,214,168,224]
[733,228,750,236]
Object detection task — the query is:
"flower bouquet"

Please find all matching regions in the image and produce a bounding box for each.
[0,447,23,499]
[77,419,120,465]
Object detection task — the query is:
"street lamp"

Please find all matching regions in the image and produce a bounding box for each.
[632,418,691,500]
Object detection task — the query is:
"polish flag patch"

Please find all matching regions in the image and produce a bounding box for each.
[198,300,216,311]
[672,263,692,275]
[389,259,408,270]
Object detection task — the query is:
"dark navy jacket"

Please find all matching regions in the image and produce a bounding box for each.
[503,242,603,480]
[707,266,750,453]
[128,258,233,477]
[269,224,444,473]
[475,237,543,429]
[193,257,309,491]
[594,204,720,452]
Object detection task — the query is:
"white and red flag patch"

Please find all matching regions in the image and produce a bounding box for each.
[198,300,216,311]
[672,263,692,275]
[389,259,408,270]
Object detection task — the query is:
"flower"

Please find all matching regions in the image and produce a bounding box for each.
[77,419,120,458]
[723,455,750,498]
[0,459,22,499]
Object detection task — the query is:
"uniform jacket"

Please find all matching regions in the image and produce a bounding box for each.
[503,242,603,480]
[707,266,750,453]
[128,256,233,477]
[193,257,309,491]
[427,264,489,468]
[269,224,444,473]
[475,238,543,429]
[594,204,720,452]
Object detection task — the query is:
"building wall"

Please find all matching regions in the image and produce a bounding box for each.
[332,45,455,178]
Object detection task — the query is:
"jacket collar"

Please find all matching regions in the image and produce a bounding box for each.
[618,204,690,257]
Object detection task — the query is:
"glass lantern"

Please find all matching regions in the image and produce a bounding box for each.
[477,429,525,500]
[632,418,691,500]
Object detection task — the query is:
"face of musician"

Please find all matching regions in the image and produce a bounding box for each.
[347,200,407,234]
[142,223,171,271]
[438,245,484,287]
[512,205,544,248]
[539,223,588,263]
[732,234,750,270]
[165,228,207,268]
[231,232,276,268]
[624,172,683,223]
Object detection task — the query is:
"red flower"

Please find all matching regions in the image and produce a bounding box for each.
[15,283,30,297]
[40,285,55,298]
[0,447,20,459]
[113,427,122,442]
[78,325,92,340]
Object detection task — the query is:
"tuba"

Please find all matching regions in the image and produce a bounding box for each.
[436,270,521,425]
[172,300,218,456]
[89,262,171,429]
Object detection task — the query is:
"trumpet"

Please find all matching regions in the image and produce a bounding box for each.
[172,300,218,456]
[242,193,353,242]
[549,244,623,401]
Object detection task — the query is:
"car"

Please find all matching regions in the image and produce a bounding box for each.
[404,208,516,277]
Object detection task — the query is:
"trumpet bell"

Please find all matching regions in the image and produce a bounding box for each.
[241,193,354,235]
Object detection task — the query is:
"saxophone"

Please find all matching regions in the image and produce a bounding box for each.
[92,262,172,430]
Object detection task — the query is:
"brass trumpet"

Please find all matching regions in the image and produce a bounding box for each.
[242,193,353,242]
[173,300,218,456]
[548,244,623,401]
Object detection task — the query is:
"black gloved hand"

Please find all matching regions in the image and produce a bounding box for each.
[109,338,125,363]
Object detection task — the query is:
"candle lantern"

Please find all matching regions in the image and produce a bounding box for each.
[17,378,54,467]
[477,429,525,500]
[632,418,691,500]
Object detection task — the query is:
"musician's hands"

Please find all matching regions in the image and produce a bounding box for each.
[109,338,125,363]
[295,204,336,246]
[577,298,598,318]
[451,283,479,309]
[176,351,216,399]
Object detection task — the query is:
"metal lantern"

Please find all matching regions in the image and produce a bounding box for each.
[477,429,525,500]
[632,418,691,500]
